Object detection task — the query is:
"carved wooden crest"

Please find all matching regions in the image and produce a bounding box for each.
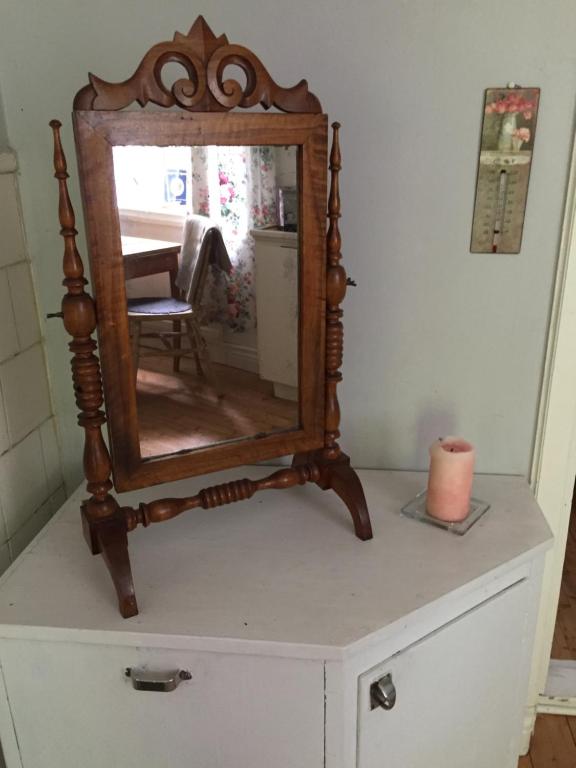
[74,16,321,113]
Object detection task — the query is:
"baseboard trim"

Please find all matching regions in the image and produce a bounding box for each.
[534,660,576,716]
[520,705,536,755]
[537,694,576,715]
[0,151,17,174]
[203,325,258,374]
[130,322,259,375]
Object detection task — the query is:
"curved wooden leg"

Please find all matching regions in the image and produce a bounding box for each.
[321,458,373,541]
[293,451,373,541]
[82,505,138,618]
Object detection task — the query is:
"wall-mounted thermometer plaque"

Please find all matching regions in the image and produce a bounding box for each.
[470,87,540,253]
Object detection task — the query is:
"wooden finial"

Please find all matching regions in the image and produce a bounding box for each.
[327,122,342,269]
[324,122,347,460]
[50,120,65,175]
[330,122,341,159]
[49,119,85,285]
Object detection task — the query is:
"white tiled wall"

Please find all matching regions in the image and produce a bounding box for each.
[0,152,66,572]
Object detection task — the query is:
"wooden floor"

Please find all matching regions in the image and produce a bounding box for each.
[520,715,576,767]
[136,357,299,458]
[551,487,576,659]
[518,485,576,766]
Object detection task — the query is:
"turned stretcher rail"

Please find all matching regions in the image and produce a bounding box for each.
[124,464,320,529]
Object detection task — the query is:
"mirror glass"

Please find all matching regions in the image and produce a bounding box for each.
[112,144,300,459]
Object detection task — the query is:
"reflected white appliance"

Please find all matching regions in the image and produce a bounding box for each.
[253,227,298,401]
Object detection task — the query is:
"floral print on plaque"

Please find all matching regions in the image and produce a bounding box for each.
[470,87,540,254]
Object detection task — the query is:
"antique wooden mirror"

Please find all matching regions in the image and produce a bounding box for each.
[49,16,373,618]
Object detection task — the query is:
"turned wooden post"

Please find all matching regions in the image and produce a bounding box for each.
[293,123,373,541]
[324,122,346,460]
[50,120,138,618]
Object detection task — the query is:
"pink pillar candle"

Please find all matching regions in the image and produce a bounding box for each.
[426,437,475,522]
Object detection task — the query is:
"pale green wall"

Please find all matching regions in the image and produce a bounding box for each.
[0,0,575,486]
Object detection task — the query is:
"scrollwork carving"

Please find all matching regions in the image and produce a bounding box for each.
[73,16,321,114]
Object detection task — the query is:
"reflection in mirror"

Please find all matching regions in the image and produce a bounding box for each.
[113,145,300,459]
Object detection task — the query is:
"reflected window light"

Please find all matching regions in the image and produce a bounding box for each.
[113,145,193,214]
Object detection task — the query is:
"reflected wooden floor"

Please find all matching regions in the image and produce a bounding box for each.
[136,358,299,458]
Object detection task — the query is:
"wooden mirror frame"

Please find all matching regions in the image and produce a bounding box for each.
[73,111,327,489]
[49,17,373,618]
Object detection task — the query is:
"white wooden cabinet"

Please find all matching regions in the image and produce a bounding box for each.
[253,228,298,400]
[0,469,551,768]
[357,580,529,768]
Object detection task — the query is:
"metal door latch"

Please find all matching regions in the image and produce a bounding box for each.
[370,673,396,710]
[125,667,192,692]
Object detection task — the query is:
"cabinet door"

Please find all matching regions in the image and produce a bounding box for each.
[254,240,298,392]
[0,641,324,768]
[357,579,529,768]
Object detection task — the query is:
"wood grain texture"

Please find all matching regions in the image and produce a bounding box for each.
[527,715,576,767]
[551,484,576,658]
[292,125,373,540]
[50,120,137,618]
[136,360,298,458]
[323,123,345,461]
[567,716,576,748]
[124,464,319,529]
[73,16,321,114]
[73,110,328,490]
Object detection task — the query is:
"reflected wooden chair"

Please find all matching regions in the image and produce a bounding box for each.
[128,228,224,395]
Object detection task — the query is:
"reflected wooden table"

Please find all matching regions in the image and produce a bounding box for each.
[121,236,183,372]
[121,236,181,295]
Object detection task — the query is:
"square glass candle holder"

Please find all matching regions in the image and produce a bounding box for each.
[401,491,490,536]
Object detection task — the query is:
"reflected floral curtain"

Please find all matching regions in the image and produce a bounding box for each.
[190,146,277,331]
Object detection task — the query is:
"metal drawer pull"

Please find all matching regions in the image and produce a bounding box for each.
[125,667,192,692]
[370,673,396,710]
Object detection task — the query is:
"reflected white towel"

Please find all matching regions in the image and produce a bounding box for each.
[176,214,231,297]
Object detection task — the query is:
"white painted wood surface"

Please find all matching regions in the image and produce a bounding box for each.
[358,580,529,768]
[537,660,576,715]
[1,640,323,768]
[0,469,551,768]
[0,469,550,650]
[527,127,576,729]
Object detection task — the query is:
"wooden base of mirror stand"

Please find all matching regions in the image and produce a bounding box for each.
[80,460,372,619]
[292,451,373,541]
[81,502,138,619]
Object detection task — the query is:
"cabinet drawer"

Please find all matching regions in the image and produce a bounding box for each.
[0,640,324,768]
[357,578,529,768]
